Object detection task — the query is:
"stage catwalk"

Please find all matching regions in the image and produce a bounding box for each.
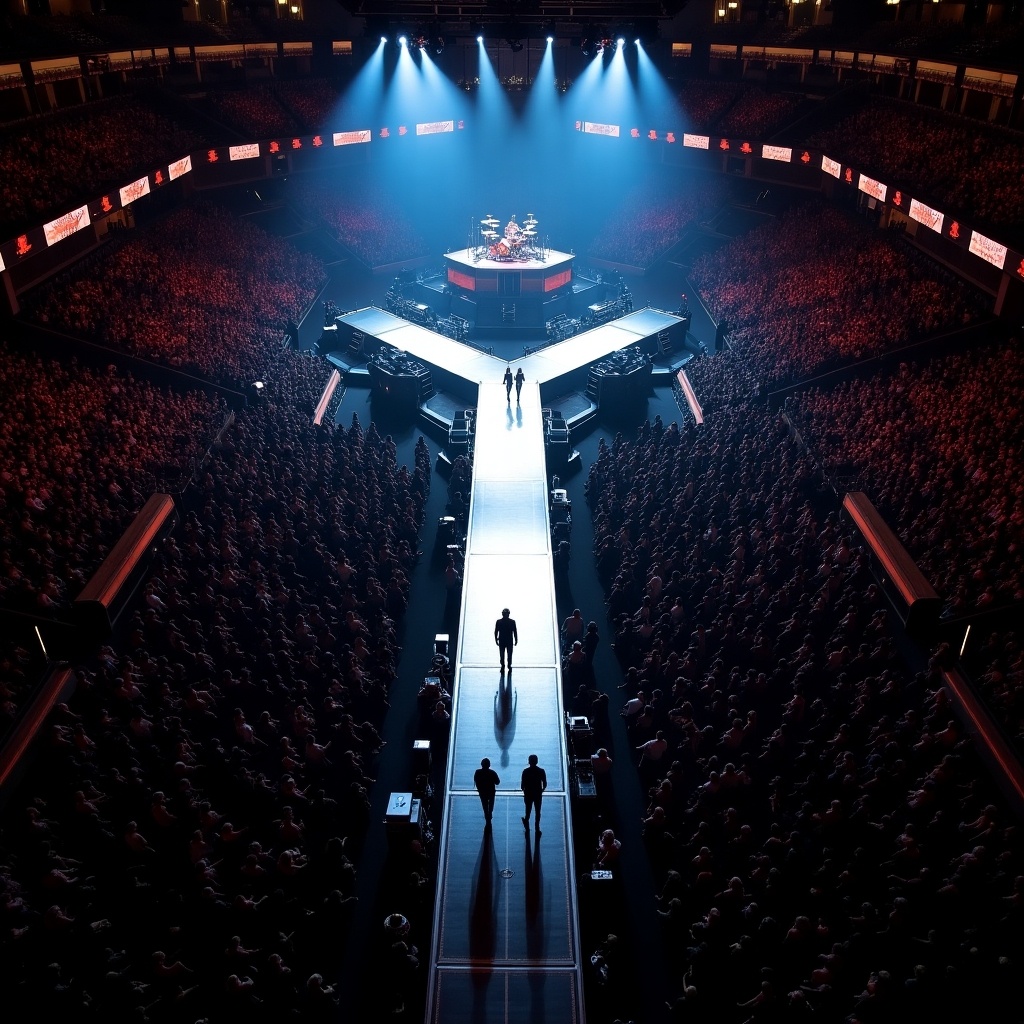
[426,382,584,1023]
[331,305,687,387]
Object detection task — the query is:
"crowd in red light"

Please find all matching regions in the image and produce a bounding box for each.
[588,175,727,268]
[273,78,344,133]
[690,203,980,385]
[0,347,227,617]
[789,339,1024,616]
[26,203,325,387]
[716,88,802,139]
[585,407,1019,1020]
[675,80,744,132]
[291,177,429,267]
[0,379,432,1017]
[808,100,1024,235]
[204,84,301,139]
[0,97,207,234]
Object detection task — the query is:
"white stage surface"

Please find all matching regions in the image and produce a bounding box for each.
[445,246,574,275]
[426,381,584,1023]
[335,306,686,387]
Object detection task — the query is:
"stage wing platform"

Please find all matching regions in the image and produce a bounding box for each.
[329,305,688,408]
[427,381,583,1024]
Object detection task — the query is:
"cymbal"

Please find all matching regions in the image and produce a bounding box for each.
[522,229,536,236]
[481,217,499,226]
[482,230,498,237]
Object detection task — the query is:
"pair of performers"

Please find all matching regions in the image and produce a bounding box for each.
[503,366,525,403]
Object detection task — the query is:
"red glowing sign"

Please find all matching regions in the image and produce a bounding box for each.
[666,132,676,144]
[949,220,960,239]
[648,129,658,141]
[544,268,572,292]
[801,151,811,164]
[740,141,753,155]
[379,127,390,138]
[207,149,219,163]
[16,234,32,256]
[269,140,280,154]
[630,128,640,138]
[312,135,323,147]
[291,137,302,150]
[719,139,730,151]
[844,168,853,183]
[101,196,112,212]
[399,125,408,136]
[893,190,902,206]
[448,268,475,290]
[1018,259,1024,279]
[154,170,164,186]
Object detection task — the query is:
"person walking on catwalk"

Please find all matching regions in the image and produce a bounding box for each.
[474,757,500,826]
[515,367,525,403]
[503,366,514,402]
[495,608,518,671]
[520,754,547,834]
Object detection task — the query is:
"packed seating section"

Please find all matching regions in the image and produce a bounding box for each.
[586,409,1021,1020]
[0,75,1022,1023]
[25,202,325,387]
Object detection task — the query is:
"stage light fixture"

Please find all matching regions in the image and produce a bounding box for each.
[398,34,407,46]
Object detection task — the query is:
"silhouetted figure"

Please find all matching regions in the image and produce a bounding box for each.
[520,754,547,835]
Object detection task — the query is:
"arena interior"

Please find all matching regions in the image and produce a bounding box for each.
[1,1,1023,1022]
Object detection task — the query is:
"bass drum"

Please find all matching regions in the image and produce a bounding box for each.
[490,240,510,257]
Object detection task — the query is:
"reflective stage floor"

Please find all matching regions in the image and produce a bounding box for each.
[427,381,584,1023]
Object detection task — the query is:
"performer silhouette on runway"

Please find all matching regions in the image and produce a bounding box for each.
[503,366,514,402]
[515,367,525,403]
[474,757,500,826]
[520,754,547,835]
[495,608,518,671]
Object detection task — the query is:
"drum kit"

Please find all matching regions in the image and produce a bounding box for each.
[481,213,539,260]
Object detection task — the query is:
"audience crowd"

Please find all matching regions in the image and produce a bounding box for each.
[789,338,1024,617]
[716,88,802,140]
[962,630,1023,756]
[690,202,980,386]
[587,175,727,268]
[25,203,325,387]
[204,85,301,140]
[809,100,1024,236]
[0,365,432,1021]
[0,636,48,741]
[0,344,226,615]
[0,97,207,233]
[1,69,1022,1024]
[273,79,344,133]
[585,410,1022,1022]
[291,177,430,268]
[675,80,744,132]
